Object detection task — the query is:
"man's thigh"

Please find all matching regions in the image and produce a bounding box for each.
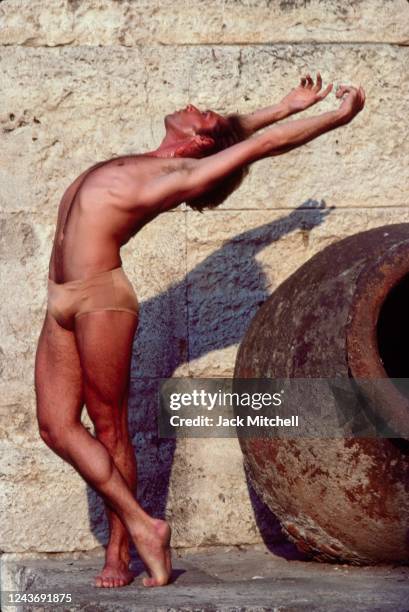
[74,310,138,409]
[35,312,84,428]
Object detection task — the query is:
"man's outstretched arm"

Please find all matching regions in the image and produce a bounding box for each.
[230,72,334,136]
[137,85,365,210]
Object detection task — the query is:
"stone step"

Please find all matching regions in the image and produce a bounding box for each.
[1,545,409,611]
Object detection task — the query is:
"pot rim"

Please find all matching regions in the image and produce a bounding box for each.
[346,237,409,439]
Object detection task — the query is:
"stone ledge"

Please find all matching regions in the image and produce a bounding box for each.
[1,545,409,611]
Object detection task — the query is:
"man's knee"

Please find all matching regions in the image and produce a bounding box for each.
[39,425,62,452]
[38,421,73,454]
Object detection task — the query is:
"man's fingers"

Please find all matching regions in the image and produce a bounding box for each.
[336,85,354,98]
[313,72,322,92]
[336,84,365,108]
[318,83,333,100]
[300,76,307,87]
[306,73,314,88]
[335,85,347,98]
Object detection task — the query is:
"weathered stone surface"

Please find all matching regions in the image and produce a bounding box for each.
[0,385,40,446]
[166,438,263,548]
[0,212,50,389]
[1,44,407,215]
[2,546,409,611]
[0,442,96,552]
[1,0,408,46]
[187,207,409,376]
[0,436,261,552]
[122,212,189,378]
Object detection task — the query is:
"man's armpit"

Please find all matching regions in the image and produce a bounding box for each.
[160,159,196,175]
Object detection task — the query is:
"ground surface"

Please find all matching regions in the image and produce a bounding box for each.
[1,544,409,611]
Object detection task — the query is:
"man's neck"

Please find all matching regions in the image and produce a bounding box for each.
[148,139,193,159]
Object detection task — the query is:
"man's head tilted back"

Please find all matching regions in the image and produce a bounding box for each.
[162,104,249,212]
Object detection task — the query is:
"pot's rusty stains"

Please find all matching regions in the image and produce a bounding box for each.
[234,224,409,564]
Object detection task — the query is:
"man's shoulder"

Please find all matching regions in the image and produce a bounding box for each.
[74,153,192,212]
[76,155,158,207]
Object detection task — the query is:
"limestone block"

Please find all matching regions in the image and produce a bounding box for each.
[166,438,265,547]
[130,380,273,547]
[0,212,50,387]
[122,212,188,378]
[0,442,101,552]
[0,435,261,551]
[0,46,152,214]
[232,44,409,211]
[0,384,40,446]
[186,207,409,376]
[0,1,407,46]
[1,44,407,216]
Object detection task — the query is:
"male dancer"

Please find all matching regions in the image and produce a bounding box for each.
[34,74,365,588]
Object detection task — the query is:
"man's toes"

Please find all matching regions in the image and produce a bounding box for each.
[94,576,103,588]
[95,571,133,588]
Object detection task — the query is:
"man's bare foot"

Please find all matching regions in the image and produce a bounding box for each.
[94,543,134,588]
[132,518,172,587]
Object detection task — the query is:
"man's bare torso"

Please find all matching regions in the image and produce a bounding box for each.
[48,154,185,283]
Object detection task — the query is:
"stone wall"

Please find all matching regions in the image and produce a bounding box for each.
[1,0,408,553]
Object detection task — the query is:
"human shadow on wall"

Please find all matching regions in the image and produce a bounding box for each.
[86,200,333,563]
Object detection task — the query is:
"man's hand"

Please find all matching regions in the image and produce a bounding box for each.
[335,85,366,125]
[235,72,332,135]
[280,72,333,114]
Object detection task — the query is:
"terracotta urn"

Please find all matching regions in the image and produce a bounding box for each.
[234,224,409,563]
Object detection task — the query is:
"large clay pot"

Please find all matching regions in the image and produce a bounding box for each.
[234,224,409,564]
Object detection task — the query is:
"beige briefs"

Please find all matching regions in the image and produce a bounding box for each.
[47,266,139,328]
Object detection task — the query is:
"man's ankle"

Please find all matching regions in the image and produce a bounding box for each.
[106,543,130,561]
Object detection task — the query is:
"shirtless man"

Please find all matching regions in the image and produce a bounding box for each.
[34,75,365,588]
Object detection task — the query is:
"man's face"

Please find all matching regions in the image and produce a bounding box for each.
[164,104,226,137]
